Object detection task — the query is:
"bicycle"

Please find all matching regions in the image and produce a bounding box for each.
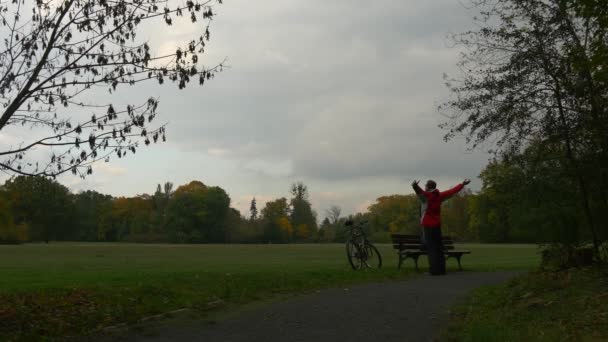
[344,220,382,270]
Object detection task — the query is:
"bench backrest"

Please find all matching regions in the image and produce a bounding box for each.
[390,233,455,251]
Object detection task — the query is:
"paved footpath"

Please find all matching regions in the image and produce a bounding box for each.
[95,271,520,342]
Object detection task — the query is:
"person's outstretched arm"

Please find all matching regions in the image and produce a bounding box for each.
[440,179,470,201]
[412,180,423,195]
[412,180,429,202]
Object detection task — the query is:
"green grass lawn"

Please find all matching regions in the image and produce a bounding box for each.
[0,243,540,291]
[443,267,608,341]
[0,243,540,340]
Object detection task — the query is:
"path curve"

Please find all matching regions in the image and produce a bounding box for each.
[96,271,520,342]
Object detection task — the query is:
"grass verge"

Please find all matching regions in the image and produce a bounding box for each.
[443,266,608,341]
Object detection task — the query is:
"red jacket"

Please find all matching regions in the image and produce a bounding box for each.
[412,183,464,227]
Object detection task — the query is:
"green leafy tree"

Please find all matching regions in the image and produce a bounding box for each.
[152,182,173,232]
[224,208,247,243]
[125,195,156,241]
[441,189,473,240]
[471,149,582,244]
[441,0,608,254]
[0,191,29,244]
[289,182,317,241]
[73,190,113,241]
[165,181,230,243]
[3,176,74,242]
[201,186,232,242]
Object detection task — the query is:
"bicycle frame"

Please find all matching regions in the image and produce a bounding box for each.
[348,226,368,255]
[345,220,381,269]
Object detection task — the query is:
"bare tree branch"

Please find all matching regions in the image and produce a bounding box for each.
[0,0,225,177]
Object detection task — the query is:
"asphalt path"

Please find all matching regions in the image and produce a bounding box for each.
[93,271,520,342]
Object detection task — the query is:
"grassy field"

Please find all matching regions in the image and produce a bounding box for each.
[0,243,540,291]
[443,267,608,341]
[0,243,540,340]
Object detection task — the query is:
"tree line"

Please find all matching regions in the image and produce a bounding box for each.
[0,177,322,244]
[2,171,567,245]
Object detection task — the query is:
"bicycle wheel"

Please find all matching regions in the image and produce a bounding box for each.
[362,242,382,269]
[345,239,363,270]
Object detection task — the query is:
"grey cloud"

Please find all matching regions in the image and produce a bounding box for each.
[147,0,488,185]
[12,0,490,215]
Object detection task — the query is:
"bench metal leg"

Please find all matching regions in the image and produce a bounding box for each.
[413,255,420,271]
[398,254,403,269]
[445,254,464,271]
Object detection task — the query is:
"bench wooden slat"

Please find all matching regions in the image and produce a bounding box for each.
[393,244,425,250]
[392,240,423,245]
[392,236,419,239]
[394,245,456,251]
[398,250,426,255]
[391,234,419,238]
[391,233,470,270]
[391,234,455,242]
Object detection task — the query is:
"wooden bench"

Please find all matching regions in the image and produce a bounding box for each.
[390,234,471,270]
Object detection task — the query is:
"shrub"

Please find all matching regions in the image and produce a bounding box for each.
[0,223,29,244]
[540,244,595,270]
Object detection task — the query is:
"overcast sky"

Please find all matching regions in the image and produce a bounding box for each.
[3,0,492,217]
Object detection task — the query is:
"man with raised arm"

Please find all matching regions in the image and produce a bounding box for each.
[411,178,471,275]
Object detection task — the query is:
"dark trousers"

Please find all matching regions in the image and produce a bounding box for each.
[423,226,446,275]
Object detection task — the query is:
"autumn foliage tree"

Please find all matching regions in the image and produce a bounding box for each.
[261,197,290,243]
[0,0,224,177]
[368,195,420,235]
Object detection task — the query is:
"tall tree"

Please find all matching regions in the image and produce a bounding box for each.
[152,181,173,230]
[0,0,224,177]
[249,197,258,221]
[441,0,608,255]
[289,182,317,241]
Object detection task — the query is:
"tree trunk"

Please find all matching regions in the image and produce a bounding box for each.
[550,72,600,256]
